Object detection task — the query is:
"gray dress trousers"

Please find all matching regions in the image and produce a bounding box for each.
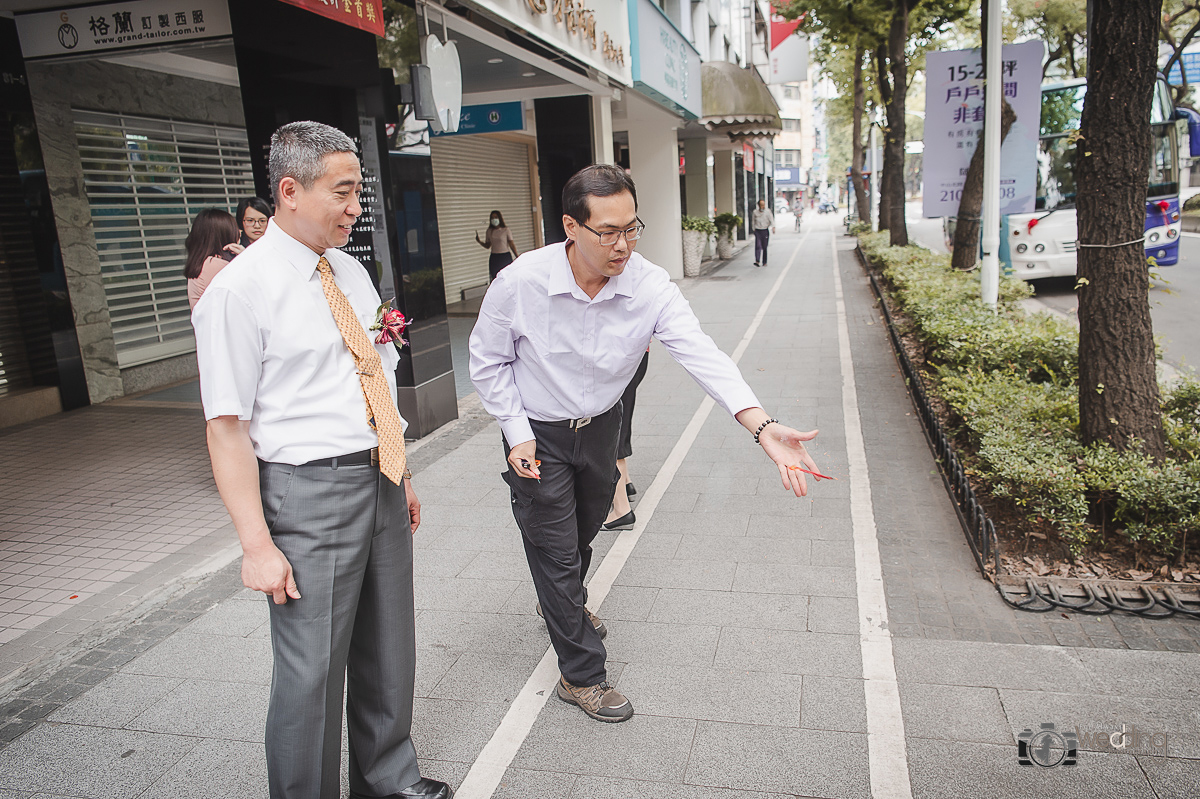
[259,459,420,799]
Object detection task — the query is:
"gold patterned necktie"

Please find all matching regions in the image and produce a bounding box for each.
[316,256,407,485]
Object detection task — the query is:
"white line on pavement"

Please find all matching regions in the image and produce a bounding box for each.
[831,229,913,798]
[453,232,812,799]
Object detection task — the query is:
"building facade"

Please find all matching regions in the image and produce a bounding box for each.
[0,0,781,433]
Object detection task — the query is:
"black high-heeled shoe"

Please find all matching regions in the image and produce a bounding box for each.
[626,482,637,497]
[603,510,635,530]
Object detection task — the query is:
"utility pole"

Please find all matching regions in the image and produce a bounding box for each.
[980,0,1002,308]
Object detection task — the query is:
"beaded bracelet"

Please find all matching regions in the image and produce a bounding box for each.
[753,418,779,445]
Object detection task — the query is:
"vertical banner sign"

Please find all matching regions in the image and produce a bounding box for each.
[768,6,808,84]
[922,40,1044,218]
[275,0,385,37]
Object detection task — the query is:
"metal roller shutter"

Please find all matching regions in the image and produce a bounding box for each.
[430,136,536,301]
[73,110,255,368]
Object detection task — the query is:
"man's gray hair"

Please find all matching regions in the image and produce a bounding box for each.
[268,121,358,204]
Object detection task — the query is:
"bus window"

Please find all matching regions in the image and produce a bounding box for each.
[1148,125,1178,199]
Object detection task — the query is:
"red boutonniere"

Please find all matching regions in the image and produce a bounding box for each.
[369,299,409,348]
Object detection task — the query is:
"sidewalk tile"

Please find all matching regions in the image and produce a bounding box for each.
[714,627,860,678]
[892,639,1092,693]
[182,599,268,638]
[997,688,1200,759]
[512,707,696,782]
[900,683,1012,745]
[731,563,857,597]
[0,724,196,798]
[47,673,181,728]
[905,739,1154,798]
[614,558,736,592]
[807,596,859,635]
[647,589,808,632]
[685,721,869,799]
[593,585,658,622]
[569,775,795,799]
[410,697,510,764]
[121,634,273,684]
[413,576,521,614]
[138,739,266,799]
[1075,647,1200,699]
[414,610,547,655]
[800,676,867,733]
[492,767,575,799]
[602,621,719,667]
[618,663,800,727]
[428,650,544,703]
[126,679,268,742]
[673,534,810,565]
[1137,756,1200,796]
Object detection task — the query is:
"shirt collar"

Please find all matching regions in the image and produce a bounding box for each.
[263,219,329,279]
[547,242,637,301]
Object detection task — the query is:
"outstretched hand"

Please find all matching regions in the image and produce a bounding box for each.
[757,424,823,497]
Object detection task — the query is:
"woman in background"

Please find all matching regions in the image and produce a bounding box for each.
[475,210,519,280]
[186,208,242,310]
[235,196,273,247]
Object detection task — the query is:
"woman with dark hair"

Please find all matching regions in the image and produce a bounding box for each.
[185,208,242,310]
[475,209,519,280]
[235,196,273,247]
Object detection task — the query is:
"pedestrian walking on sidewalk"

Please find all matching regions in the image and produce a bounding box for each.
[193,122,451,799]
[468,164,825,724]
[476,210,519,280]
[752,199,774,267]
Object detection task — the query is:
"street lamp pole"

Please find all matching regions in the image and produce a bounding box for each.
[980,0,1002,309]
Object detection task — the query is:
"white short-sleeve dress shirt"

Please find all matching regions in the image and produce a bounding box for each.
[192,219,406,465]
[468,241,760,447]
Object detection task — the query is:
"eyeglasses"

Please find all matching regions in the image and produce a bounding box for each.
[244,218,269,227]
[578,217,645,247]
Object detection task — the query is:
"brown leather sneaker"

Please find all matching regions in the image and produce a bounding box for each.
[535,602,607,639]
[556,676,634,722]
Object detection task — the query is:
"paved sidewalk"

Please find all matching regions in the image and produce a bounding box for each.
[1,215,1197,798]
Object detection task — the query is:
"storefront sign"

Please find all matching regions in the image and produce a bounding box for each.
[465,0,632,85]
[628,0,701,119]
[922,40,1043,218]
[276,0,385,38]
[743,142,755,172]
[768,5,808,85]
[16,0,232,59]
[433,101,524,136]
[775,167,802,186]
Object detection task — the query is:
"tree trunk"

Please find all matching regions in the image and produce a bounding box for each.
[1076,0,1166,459]
[951,100,1016,270]
[850,45,870,225]
[884,0,909,246]
[875,50,893,232]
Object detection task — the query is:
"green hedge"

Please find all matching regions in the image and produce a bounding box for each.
[859,232,1200,557]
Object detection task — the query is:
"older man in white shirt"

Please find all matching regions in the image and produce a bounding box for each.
[469,165,825,724]
[193,122,450,799]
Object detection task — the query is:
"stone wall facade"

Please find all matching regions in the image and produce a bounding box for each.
[26,58,245,404]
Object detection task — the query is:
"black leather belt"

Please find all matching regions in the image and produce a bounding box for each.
[537,404,617,430]
[303,448,379,468]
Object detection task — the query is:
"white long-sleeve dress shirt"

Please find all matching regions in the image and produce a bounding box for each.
[468,241,760,447]
[192,220,406,465]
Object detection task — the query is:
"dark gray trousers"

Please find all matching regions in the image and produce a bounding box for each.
[259,460,420,799]
[754,228,770,264]
[503,406,621,687]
